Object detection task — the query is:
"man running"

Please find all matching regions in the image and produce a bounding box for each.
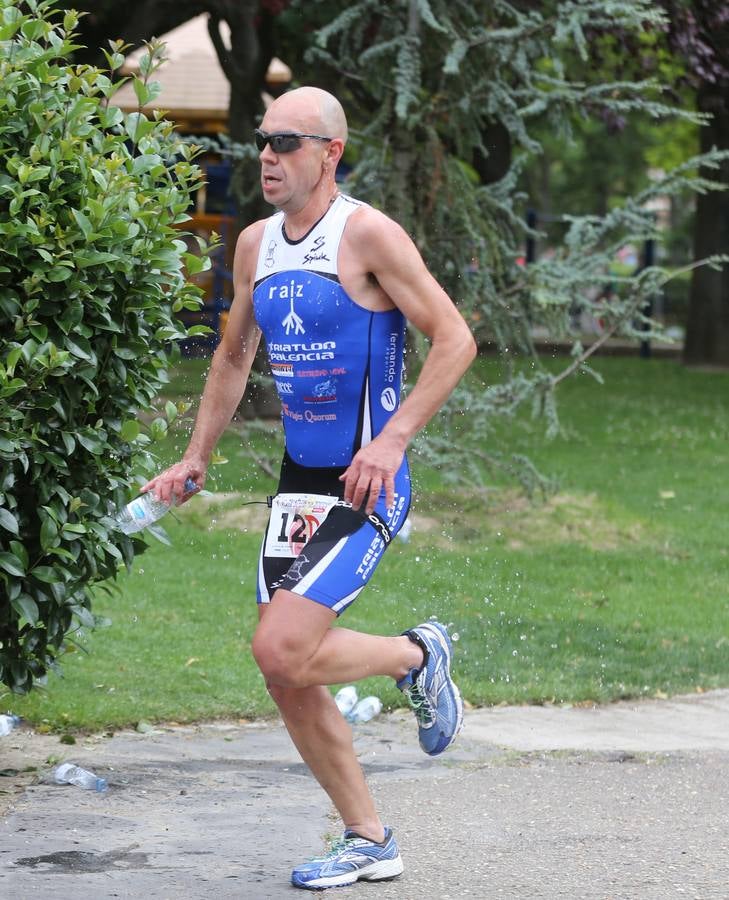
[145,86,476,891]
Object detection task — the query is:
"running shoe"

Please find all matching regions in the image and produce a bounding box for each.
[397,620,464,756]
[291,827,403,890]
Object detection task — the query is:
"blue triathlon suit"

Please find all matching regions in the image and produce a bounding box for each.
[252,194,410,614]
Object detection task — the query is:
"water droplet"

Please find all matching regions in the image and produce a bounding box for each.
[452,632,460,642]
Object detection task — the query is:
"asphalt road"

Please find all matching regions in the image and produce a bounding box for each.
[2,690,728,899]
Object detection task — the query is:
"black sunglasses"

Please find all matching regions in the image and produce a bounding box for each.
[254,129,332,154]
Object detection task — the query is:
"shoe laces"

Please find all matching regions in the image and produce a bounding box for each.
[404,675,434,725]
[310,835,358,861]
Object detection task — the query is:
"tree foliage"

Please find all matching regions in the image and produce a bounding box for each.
[295,0,728,482]
[0,0,209,692]
[555,0,729,365]
[660,0,729,365]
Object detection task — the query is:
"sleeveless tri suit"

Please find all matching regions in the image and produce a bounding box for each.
[252,194,411,614]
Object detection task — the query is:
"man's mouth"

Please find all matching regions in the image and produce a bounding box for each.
[262,173,281,189]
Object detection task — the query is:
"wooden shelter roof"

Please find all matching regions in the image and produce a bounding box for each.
[113,14,291,131]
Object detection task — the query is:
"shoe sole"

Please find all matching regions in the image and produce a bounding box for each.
[417,622,464,755]
[291,855,404,889]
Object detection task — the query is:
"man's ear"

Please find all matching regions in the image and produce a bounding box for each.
[327,138,345,167]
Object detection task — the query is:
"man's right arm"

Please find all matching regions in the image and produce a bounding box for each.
[143,221,265,504]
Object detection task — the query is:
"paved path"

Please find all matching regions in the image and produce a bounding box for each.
[2,690,728,899]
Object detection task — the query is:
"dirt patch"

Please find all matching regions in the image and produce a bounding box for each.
[0,727,73,818]
[216,503,271,532]
[176,488,646,553]
[411,489,646,552]
[487,490,644,551]
[175,491,270,533]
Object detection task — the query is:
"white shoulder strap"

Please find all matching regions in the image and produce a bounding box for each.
[254,195,366,282]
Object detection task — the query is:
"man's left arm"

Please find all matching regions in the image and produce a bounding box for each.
[341,210,477,513]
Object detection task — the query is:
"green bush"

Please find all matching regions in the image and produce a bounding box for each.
[0,0,210,692]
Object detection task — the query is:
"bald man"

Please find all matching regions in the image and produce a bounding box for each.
[145,87,476,891]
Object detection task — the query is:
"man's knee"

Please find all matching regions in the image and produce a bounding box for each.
[252,624,310,688]
[253,590,334,686]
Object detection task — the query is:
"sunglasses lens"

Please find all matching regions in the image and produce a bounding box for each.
[270,134,300,153]
[254,131,302,153]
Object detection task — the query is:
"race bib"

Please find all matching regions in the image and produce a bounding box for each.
[264,492,340,558]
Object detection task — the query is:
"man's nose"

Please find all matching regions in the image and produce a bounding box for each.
[259,141,278,163]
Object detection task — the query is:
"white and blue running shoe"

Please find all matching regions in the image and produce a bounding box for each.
[291,828,403,890]
[397,620,464,756]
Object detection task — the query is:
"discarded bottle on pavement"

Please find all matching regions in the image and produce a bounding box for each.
[115,477,197,534]
[334,685,358,718]
[347,696,382,724]
[0,714,20,737]
[53,762,108,793]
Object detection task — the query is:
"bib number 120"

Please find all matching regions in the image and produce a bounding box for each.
[264,493,339,558]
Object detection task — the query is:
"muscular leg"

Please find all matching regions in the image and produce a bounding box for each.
[252,589,423,689]
[269,681,385,841]
[254,593,424,842]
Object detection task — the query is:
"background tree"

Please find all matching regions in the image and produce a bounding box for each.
[296,0,727,484]
[661,1,729,367]
[72,0,291,222]
[523,2,729,365]
[519,35,701,323]
[75,0,729,474]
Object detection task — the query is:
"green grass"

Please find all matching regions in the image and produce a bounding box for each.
[5,357,729,731]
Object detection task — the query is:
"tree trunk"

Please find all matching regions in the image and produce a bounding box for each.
[683,83,729,367]
[73,1,208,66]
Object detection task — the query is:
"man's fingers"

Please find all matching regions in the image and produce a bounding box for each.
[339,468,356,504]
[363,476,383,515]
[339,456,394,513]
[141,466,202,506]
[340,465,367,507]
[384,476,395,514]
[351,473,372,512]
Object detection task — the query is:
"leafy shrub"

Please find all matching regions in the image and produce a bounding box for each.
[0,0,210,692]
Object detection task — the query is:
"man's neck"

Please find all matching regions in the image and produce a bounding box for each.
[283,182,340,241]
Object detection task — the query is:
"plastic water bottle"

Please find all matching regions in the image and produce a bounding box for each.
[334,685,358,718]
[54,762,108,793]
[115,477,197,534]
[0,714,20,736]
[347,696,382,724]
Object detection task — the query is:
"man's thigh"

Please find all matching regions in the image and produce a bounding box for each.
[257,504,386,615]
[256,587,336,658]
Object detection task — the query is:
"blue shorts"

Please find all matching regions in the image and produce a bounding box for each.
[256,452,411,615]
